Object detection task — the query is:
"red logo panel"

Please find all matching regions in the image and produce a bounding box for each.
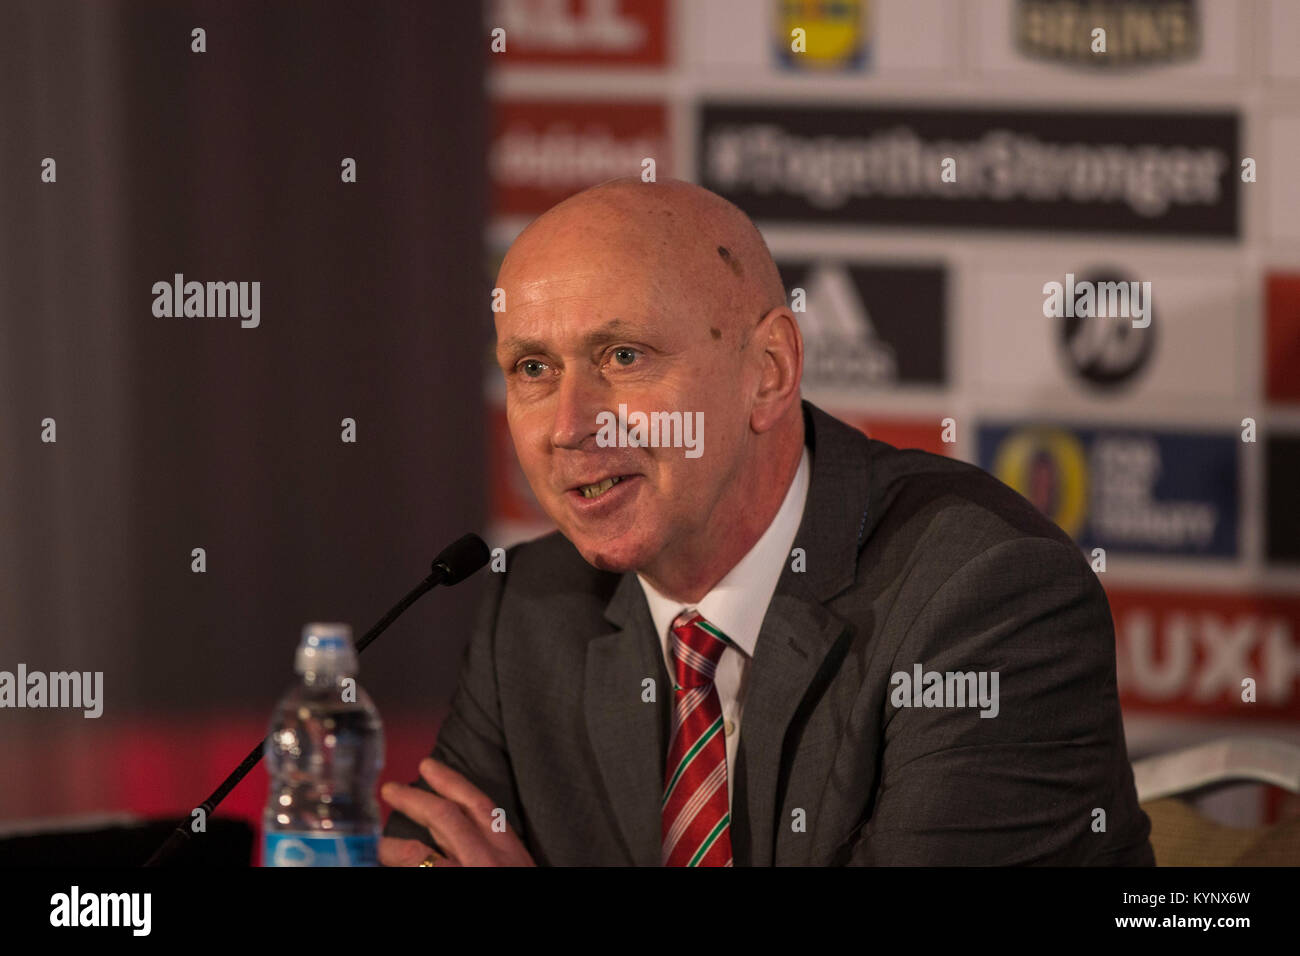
[490,0,668,66]
[1267,273,1300,403]
[491,100,669,216]
[1106,588,1300,721]
[831,412,952,457]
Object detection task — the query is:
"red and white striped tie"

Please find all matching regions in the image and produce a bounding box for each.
[662,610,733,867]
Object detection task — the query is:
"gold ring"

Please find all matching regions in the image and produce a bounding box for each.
[419,852,444,867]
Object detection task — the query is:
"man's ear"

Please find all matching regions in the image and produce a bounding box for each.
[750,306,803,434]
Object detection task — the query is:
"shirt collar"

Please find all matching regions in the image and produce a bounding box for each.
[637,446,811,659]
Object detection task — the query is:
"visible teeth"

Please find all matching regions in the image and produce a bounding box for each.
[580,476,623,499]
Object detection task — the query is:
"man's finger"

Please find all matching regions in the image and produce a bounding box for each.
[379,836,446,867]
[416,758,502,831]
[380,780,483,861]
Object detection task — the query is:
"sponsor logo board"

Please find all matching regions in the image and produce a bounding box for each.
[699,102,1238,236]
[493,100,669,216]
[972,263,1239,400]
[778,260,946,390]
[1109,587,1300,721]
[488,0,668,66]
[1014,0,1200,68]
[774,0,872,72]
[979,422,1239,557]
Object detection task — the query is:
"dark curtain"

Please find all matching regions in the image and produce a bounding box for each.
[0,0,487,820]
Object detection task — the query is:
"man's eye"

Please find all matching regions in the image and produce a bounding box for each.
[517,359,549,378]
[610,347,639,367]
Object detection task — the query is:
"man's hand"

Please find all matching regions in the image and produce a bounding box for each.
[378,757,535,867]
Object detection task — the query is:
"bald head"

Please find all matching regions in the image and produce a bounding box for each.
[493,177,805,601]
[501,177,787,343]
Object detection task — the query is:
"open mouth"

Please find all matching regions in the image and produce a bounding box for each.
[577,475,626,499]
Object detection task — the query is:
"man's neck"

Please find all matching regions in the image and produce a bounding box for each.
[638,434,805,604]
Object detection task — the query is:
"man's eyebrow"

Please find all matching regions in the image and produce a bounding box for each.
[497,335,547,360]
[579,318,644,348]
[497,318,650,359]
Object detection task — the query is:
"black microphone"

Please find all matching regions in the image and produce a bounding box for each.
[142,533,492,867]
[432,532,492,585]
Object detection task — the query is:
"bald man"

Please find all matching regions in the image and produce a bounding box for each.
[379,178,1155,867]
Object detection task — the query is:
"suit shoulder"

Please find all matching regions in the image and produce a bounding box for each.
[497,529,621,604]
[865,440,1081,564]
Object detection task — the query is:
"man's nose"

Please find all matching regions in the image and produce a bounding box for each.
[550,371,604,451]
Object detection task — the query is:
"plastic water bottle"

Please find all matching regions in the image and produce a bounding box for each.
[262,622,384,866]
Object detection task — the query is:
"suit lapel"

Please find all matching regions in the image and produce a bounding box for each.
[736,573,850,865]
[584,571,669,866]
[737,402,874,865]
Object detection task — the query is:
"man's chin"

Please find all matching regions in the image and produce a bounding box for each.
[565,531,656,575]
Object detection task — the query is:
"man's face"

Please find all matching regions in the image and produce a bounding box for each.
[494,248,753,577]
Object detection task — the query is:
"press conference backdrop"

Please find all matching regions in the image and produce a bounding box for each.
[481,0,1300,830]
[3,0,1299,848]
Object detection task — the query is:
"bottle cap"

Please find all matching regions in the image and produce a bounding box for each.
[295,622,358,675]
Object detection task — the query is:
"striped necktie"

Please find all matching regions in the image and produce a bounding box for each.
[662,610,733,867]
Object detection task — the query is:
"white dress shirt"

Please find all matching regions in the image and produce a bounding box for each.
[636,447,811,809]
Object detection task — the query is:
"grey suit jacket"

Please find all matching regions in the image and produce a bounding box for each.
[385,401,1155,865]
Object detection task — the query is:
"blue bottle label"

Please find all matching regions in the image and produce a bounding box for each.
[263,831,380,867]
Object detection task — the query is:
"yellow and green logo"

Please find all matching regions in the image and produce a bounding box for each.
[992,427,1089,538]
[775,0,871,72]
